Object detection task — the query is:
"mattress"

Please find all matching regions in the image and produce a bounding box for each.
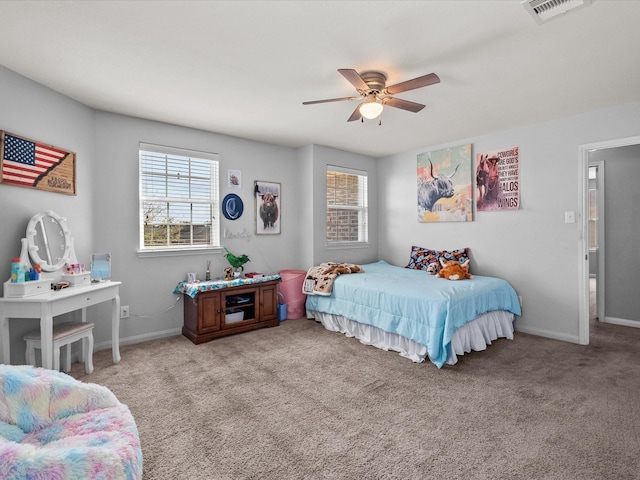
[304,260,521,367]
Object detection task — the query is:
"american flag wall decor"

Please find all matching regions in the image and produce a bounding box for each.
[0,130,76,195]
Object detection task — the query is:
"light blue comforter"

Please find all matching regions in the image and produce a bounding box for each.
[305,260,521,368]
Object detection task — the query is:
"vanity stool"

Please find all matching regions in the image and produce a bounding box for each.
[24,321,95,374]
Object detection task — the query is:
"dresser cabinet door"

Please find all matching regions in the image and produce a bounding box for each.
[198,293,221,332]
[259,283,278,321]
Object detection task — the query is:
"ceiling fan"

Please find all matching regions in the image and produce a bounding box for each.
[302,68,440,123]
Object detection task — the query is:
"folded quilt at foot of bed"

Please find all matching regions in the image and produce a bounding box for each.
[303,262,363,296]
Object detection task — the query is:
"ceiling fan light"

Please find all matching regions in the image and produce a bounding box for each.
[360,101,383,119]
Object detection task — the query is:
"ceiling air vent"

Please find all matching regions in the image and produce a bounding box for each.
[521,0,592,24]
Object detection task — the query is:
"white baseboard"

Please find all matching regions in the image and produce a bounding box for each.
[514,324,580,344]
[603,316,640,328]
[94,327,182,353]
[516,317,640,346]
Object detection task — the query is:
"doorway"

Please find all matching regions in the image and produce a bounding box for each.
[579,134,640,344]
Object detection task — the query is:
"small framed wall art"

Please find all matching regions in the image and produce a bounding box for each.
[222,193,244,220]
[227,169,242,190]
[254,180,280,235]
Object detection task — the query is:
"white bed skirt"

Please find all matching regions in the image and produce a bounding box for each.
[306,310,515,365]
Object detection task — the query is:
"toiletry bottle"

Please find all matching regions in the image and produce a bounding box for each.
[11,258,20,283]
[16,265,25,283]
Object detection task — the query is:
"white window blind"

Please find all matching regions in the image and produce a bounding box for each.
[139,143,220,251]
[326,165,368,244]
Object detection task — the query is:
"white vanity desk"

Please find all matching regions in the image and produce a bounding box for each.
[1,210,121,370]
[0,281,121,370]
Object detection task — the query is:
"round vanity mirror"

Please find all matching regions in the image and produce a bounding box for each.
[26,211,72,272]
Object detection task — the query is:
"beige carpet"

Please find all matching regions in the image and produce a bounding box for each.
[70,316,640,480]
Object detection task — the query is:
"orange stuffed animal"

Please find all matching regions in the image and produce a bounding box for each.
[437,259,472,281]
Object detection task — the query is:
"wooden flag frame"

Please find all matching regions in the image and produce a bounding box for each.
[0,130,76,195]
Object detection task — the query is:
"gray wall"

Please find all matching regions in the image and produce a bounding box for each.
[298,144,379,267]
[296,145,315,269]
[590,145,640,323]
[90,111,302,348]
[377,101,640,343]
[0,67,96,363]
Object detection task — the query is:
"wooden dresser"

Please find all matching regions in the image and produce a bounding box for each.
[182,279,279,344]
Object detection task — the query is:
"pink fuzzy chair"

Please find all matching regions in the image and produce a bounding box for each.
[0,364,142,479]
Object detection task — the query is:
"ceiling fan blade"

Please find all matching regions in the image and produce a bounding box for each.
[303,96,358,105]
[338,69,370,92]
[381,96,426,113]
[384,73,440,95]
[347,104,363,122]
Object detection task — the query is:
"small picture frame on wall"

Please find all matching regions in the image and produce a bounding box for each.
[90,253,111,282]
[254,180,280,235]
[227,169,242,190]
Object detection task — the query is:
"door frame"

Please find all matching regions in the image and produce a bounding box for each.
[578,134,640,344]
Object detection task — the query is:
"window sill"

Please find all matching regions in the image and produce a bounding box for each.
[137,246,223,259]
[326,242,370,250]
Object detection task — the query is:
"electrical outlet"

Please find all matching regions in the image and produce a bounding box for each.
[121,305,130,319]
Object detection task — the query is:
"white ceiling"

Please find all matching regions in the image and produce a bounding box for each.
[1,1,639,158]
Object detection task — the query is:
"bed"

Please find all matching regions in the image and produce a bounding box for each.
[305,260,521,368]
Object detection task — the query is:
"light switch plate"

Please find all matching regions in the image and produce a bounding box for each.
[564,211,575,223]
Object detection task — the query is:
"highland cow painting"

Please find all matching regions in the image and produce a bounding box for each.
[417,144,472,222]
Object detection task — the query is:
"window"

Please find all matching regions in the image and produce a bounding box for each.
[588,188,598,249]
[139,143,220,252]
[326,166,368,244]
[588,166,598,250]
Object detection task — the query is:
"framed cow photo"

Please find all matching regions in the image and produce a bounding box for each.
[254,180,281,235]
[417,143,473,223]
